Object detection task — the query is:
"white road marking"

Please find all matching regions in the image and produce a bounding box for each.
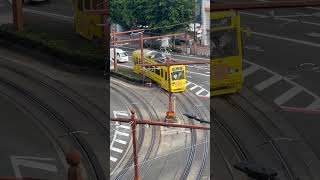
[245,45,265,52]
[114,139,127,145]
[110,147,123,153]
[116,131,129,137]
[118,125,130,130]
[190,84,202,90]
[245,60,320,110]
[195,88,207,96]
[187,81,210,97]
[251,31,320,47]
[241,11,320,27]
[186,81,192,86]
[240,12,268,18]
[274,86,303,105]
[255,75,282,91]
[244,64,260,77]
[306,7,320,11]
[187,71,210,76]
[10,156,57,178]
[113,111,129,118]
[306,32,320,38]
[306,99,320,109]
[110,156,118,162]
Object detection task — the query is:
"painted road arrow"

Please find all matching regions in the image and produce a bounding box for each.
[10,156,57,178]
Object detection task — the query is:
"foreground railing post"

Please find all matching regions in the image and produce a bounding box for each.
[66,149,83,180]
[130,110,141,180]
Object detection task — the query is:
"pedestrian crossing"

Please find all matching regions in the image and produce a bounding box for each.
[110,110,131,172]
[243,60,320,110]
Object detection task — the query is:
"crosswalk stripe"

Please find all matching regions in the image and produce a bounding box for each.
[244,65,260,77]
[114,139,127,145]
[306,99,320,109]
[110,156,118,162]
[274,86,303,105]
[255,75,282,91]
[110,147,123,153]
[118,125,130,130]
[190,84,202,90]
[195,88,207,95]
[116,131,129,137]
[186,81,192,86]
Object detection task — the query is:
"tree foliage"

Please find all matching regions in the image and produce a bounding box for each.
[110,0,195,34]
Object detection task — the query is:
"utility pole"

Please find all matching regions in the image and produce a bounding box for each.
[12,0,24,31]
[194,0,197,55]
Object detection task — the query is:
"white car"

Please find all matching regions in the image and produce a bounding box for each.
[110,48,129,63]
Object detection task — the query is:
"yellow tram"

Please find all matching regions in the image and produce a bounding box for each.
[132,49,187,93]
[72,0,104,40]
[211,10,244,96]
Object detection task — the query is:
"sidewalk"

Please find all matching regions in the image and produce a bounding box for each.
[212,86,320,179]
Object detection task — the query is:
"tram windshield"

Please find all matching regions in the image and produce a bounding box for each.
[171,71,184,80]
[211,28,238,59]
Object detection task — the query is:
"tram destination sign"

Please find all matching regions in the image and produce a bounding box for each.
[211,17,232,28]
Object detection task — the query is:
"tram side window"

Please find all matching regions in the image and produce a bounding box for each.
[155,68,161,76]
[160,69,163,77]
[165,71,167,80]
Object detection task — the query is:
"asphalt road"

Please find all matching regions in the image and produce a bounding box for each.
[233,4,320,178]
[0,47,107,179]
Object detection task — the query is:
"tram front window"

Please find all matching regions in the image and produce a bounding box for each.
[211,29,238,59]
[171,71,184,80]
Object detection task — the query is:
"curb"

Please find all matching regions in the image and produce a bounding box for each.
[110,71,155,88]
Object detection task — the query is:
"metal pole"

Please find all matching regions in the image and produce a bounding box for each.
[194,0,197,55]
[130,110,140,180]
[166,57,175,119]
[110,118,210,130]
[12,0,23,31]
[211,0,320,11]
[140,33,145,83]
[113,30,117,71]
[104,0,108,55]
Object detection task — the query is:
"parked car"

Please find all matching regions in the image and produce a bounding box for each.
[110,48,129,63]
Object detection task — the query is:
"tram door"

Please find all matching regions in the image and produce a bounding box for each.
[73,0,104,40]
[211,10,244,96]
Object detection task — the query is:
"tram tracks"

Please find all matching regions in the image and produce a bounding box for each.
[212,95,299,180]
[110,80,160,180]
[226,95,296,180]
[175,92,210,180]
[0,63,107,179]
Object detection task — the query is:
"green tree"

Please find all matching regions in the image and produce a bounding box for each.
[110,0,195,34]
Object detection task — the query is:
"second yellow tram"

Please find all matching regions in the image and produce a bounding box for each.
[211,10,244,96]
[73,0,104,40]
[133,49,187,93]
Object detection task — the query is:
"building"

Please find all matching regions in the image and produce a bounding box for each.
[201,0,210,46]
